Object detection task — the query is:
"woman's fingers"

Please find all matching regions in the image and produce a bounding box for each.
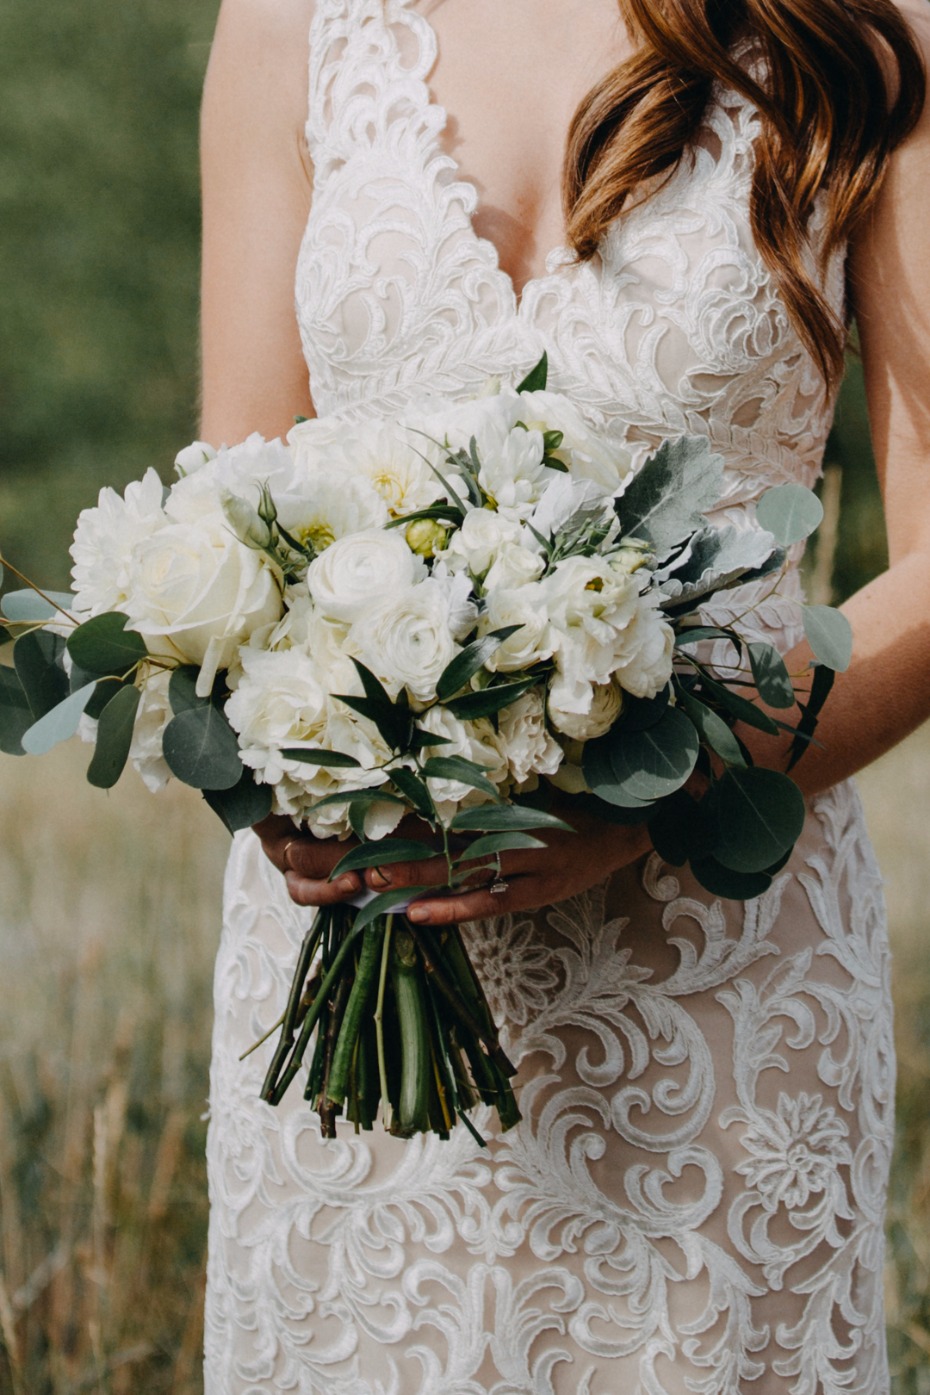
[362,852,454,891]
[251,813,363,902]
[285,869,363,907]
[406,875,530,926]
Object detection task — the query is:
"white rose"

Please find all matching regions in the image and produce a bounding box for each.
[350,579,457,702]
[70,468,167,616]
[307,529,424,624]
[125,515,282,695]
[483,541,545,592]
[497,690,563,787]
[547,677,623,742]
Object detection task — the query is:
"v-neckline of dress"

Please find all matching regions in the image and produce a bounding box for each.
[399,0,575,317]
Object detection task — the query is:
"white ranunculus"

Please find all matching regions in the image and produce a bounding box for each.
[70,468,167,616]
[440,509,525,579]
[478,584,554,672]
[125,514,282,694]
[350,579,458,702]
[547,677,623,742]
[416,705,508,821]
[483,541,545,592]
[496,690,563,786]
[307,529,424,625]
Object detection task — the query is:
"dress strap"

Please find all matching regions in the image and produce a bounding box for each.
[305,0,439,185]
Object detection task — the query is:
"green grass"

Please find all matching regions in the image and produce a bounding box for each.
[0,728,928,1392]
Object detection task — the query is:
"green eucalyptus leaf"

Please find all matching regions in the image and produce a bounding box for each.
[450,804,573,833]
[620,687,670,732]
[515,352,548,393]
[748,643,796,709]
[169,665,209,714]
[445,677,536,720]
[21,680,97,756]
[713,767,805,874]
[162,703,242,791]
[690,855,773,901]
[329,840,438,879]
[802,605,853,673]
[647,791,700,867]
[608,706,700,801]
[454,831,546,863]
[697,674,781,735]
[280,748,363,767]
[14,631,68,719]
[388,766,435,818]
[756,483,823,546]
[787,663,835,772]
[1,589,75,624]
[0,666,33,755]
[676,689,746,766]
[436,627,522,702]
[615,437,724,559]
[66,612,148,677]
[421,755,501,798]
[86,684,141,789]
[204,769,274,833]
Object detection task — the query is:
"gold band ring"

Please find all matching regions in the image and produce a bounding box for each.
[283,838,300,873]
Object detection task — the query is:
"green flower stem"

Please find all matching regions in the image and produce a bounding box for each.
[355,1020,379,1130]
[259,913,327,1100]
[266,918,361,1106]
[391,930,432,1137]
[405,922,516,1079]
[374,914,395,1130]
[325,924,382,1107]
[318,973,352,1138]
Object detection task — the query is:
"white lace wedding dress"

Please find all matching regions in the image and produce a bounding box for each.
[202,3,894,1391]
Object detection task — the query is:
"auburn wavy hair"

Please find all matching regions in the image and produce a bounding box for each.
[563,0,926,389]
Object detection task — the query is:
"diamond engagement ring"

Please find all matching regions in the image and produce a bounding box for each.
[488,878,509,895]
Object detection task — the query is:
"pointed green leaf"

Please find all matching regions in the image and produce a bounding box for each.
[516,351,548,393]
[454,831,546,863]
[802,605,853,673]
[748,642,796,709]
[67,612,147,677]
[21,681,97,756]
[674,626,742,651]
[87,684,141,788]
[436,627,522,702]
[204,769,273,833]
[450,805,573,833]
[351,884,432,934]
[676,690,746,766]
[756,483,823,546]
[329,840,439,879]
[388,766,435,818]
[280,748,363,767]
[445,677,536,720]
[421,755,501,799]
[162,702,242,790]
[697,674,781,735]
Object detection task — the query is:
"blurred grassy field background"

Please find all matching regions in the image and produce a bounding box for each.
[1,0,928,1390]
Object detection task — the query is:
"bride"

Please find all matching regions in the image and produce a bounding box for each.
[197,0,930,1390]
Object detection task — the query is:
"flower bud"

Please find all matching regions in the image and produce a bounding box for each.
[221,490,275,551]
[256,482,278,528]
[405,517,448,558]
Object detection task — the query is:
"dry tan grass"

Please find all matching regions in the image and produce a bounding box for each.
[0,727,928,1392]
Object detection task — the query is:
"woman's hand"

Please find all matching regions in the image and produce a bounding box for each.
[253,815,368,907]
[360,805,652,926]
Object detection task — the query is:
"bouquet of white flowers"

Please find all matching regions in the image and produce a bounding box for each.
[0,355,851,1140]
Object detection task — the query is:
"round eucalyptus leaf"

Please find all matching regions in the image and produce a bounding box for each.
[691,856,773,901]
[713,767,805,874]
[756,484,823,546]
[67,612,148,677]
[677,690,745,767]
[1,589,74,624]
[87,684,141,789]
[608,706,700,801]
[162,703,242,790]
[21,681,98,756]
[619,686,670,732]
[169,665,209,714]
[747,642,796,709]
[205,770,273,833]
[802,605,853,673]
[647,793,697,867]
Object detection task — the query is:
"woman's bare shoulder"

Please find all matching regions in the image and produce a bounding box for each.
[204,0,316,138]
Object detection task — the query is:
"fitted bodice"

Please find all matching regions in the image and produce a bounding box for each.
[294,0,846,650]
